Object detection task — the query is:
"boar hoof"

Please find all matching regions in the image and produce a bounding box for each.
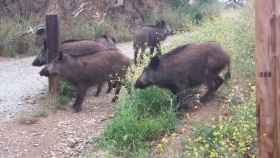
[111,96,118,103]
[73,106,82,113]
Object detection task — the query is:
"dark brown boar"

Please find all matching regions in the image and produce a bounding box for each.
[39,49,130,112]
[33,36,117,97]
[135,42,231,107]
[32,35,116,66]
[133,20,174,64]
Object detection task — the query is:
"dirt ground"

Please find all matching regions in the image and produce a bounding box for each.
[0,89,228,158]
[0,92,115,158]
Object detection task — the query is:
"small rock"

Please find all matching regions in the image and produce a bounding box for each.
[33,143,39,147]
[68,138,79,148]
[32,132,41,136]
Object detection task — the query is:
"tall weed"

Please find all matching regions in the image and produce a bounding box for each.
[0,16,39,57]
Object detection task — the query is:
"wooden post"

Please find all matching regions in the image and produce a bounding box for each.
[255,0,280,157]
[46,15,60,103]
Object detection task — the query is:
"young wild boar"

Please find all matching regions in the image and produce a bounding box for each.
[135,42,231,107]
[133,20,173,64]
[40,49,130,112]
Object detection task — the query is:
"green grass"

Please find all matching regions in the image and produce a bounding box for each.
[92,70,177,157]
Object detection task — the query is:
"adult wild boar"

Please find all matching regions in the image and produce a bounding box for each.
[39,49,130,112]
[32,35,116,66]
[135,42,231,107]
[133,20,173,64]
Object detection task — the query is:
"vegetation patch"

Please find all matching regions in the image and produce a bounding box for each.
[91,61,177,157]
[61,17,132,43]
[183,89,256,158]
[0,16,40,57]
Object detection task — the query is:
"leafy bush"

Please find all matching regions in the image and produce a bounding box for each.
[184,89,256,158]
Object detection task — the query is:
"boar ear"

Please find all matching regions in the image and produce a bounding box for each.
[150,56,160,70]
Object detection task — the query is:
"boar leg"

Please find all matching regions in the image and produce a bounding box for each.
[73,86,87,112]
[200,73,217,103]
[150,47,155,56]
[111,81,122,102]
[213,75,224,90]
[139,45,146,64]
[165,83,188,110]
[106,81,113,93]
[95,83,104,97]
[134,47,139,64]
[155,43,161,55]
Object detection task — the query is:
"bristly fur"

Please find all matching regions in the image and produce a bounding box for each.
[162,43,192,58]
[135,42,231,108]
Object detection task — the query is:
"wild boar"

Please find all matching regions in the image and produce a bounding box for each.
[32,35,116,66]
[135,42,231,107]
[133,20,174,64]
[39,49,130,112]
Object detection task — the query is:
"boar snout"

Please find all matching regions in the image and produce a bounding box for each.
[39,67,50,76]
[135,80,145,89]
[32,58,43,66]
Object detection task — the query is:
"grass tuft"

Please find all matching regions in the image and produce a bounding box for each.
[93,68,177,157]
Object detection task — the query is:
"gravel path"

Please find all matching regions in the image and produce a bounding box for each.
[0,57,48,120]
